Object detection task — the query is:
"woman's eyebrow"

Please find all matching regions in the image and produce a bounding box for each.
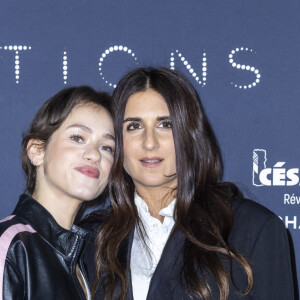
[67,124,115,140]
[157,116,170,121]
[123,116,170,122]
[66,124,92,133]
[123,117,141,123]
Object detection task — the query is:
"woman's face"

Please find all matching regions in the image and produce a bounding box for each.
[35,104,115,203]
[123,89,177,192]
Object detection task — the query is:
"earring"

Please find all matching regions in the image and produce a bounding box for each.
[30,160,37,166]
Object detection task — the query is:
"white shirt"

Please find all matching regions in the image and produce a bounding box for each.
[130,193,176,300]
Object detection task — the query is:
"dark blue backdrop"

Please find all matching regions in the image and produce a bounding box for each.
[0,0,299,292]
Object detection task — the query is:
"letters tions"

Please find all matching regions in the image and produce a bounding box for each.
[0,45,261,89]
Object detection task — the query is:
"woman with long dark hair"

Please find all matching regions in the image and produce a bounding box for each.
[84,67,294,300]
[0,86,115,299]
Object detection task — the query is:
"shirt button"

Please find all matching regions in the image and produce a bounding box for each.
[153,223,158,228]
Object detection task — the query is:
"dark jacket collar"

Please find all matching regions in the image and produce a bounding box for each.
[118,226,185,300]
[13,194,91,258]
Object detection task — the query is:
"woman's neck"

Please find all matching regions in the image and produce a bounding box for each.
[32,189,80,230]
[135,185,176,223]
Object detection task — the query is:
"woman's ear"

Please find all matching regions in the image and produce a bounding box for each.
[27,139,45,167]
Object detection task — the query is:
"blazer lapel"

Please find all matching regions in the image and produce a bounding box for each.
[146,228,185,299]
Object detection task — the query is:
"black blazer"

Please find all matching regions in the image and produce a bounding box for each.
[83,198,295,300]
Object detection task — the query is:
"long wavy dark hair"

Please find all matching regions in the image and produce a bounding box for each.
[94,67,253,300]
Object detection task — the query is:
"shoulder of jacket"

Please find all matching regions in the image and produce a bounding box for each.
[230,198,286,245]
[79,207,113,233]
[0,216,38,273]
[0,215,37,242]
[0,215,20,233]
[233,197,278,221]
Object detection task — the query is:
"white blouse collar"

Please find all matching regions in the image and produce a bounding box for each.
[134,192,176,219]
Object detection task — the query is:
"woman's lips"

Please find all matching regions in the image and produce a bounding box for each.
[75,166,100,178]
[140,157,163,168]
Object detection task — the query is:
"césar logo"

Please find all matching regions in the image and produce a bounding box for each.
[252,149,299,186]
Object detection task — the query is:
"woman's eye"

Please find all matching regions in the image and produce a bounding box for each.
[71,135,84,143]
[127,122,142,131]
[100,145,114,153]
[158,120,172,128]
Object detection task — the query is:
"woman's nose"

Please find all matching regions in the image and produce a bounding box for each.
[142,129,158,151]
[83,144,101,163]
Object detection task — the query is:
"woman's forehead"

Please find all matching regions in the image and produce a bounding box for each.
[125,90,168,116]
